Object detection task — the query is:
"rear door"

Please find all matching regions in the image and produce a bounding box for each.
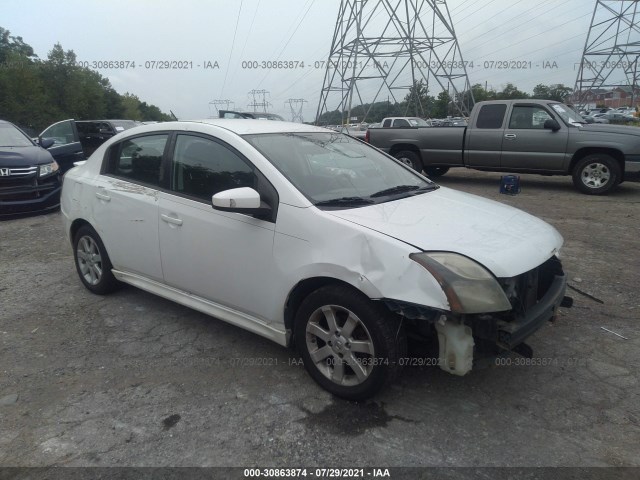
[39,119,84,172]
[500,104,569,171]
[464,103,507,167]
[91,132,169,281]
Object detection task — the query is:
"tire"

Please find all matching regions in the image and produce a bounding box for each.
[294,285,407,400]
[572,154,621,195]
[73,225,120,295]
[424,166,450,178]
[393,150,423,172]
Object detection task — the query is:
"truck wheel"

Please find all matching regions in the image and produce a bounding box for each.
[572,154,621,195]
[425,166,450,178]
[294,285,406,401]
[394,150,423,172]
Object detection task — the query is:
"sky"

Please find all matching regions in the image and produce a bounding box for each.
[0,0,621,121]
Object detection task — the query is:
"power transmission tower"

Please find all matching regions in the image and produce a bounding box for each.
[285,98,308,122]
[574,0,640,108]
[248,89,272,112]
[209,99,235,118]
[316,0,474,124]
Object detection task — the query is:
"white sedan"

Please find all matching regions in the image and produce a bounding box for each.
[61,120,569,400]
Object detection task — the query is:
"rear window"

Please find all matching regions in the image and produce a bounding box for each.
[476,104,507,129]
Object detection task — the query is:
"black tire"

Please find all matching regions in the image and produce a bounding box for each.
[73,225,120,295]
[393,150,423,172]
[424,166,450,178]
[294,285,407,401]
[572,154,621,195]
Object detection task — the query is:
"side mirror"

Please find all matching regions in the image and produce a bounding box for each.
[544,119,561,131]
[39,137,55,149]
[212,187,271,216]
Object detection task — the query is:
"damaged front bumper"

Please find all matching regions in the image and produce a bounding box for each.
[384,255,572,376]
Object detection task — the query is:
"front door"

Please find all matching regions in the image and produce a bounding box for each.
[158,133,278,322]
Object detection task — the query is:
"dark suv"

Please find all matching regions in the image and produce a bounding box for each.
[0,120,62,216]
[38,119,138,172]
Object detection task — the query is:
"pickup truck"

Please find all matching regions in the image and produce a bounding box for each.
[365,99,640,194]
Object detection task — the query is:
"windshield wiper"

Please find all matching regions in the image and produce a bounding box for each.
[315,196,374,207]
[370,185,436,198]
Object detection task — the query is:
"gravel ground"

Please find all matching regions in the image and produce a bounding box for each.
[0,169,639,469]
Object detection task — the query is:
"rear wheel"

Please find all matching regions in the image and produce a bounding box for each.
[572,154,620,195]
[294,285,406,400]
[424,166,450,178]
[393,150,423,173]
[73,225,120,294]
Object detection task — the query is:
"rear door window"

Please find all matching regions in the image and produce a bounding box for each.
[106,134,168,187]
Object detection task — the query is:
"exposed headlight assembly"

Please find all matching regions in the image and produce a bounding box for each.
[410,252,512,314]
[39,161,59,177]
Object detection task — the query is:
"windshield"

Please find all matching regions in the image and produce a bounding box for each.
[0,123,34,147]
[408,118,429,126]
[244,132,436,208]
[550,103,586,126]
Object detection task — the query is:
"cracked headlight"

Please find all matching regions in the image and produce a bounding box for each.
[410,252,512,314]
[39,161,59,177]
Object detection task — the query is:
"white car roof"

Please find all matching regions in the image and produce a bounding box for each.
[126,119,329,136]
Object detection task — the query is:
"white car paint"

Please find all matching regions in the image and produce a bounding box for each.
[61,119,564,351]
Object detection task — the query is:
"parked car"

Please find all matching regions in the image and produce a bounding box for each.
[336,125,367,140]
[381,117,430,128]
[0,120,61,216]
[61,119,570,400]
[366,99,640,194]
[219,110,285,121]
[37,119,138,172]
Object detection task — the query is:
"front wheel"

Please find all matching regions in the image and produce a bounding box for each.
[572,154,621,195]
[393,150,423,172]
[294,285,406,400]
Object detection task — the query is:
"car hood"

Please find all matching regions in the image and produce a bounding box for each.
[0,146,54,167]
[328,187,563,278]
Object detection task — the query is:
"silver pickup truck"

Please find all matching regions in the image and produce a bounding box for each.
[365,99,640,194]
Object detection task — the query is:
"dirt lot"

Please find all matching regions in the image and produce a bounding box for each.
[1,170,639,469]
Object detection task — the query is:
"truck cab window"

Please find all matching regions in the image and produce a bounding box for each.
[476,104,507,129]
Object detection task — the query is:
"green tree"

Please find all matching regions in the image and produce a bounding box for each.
[121,92,143,120]
[495,83,529,100]
[403,80,433,117]
[432,91,452,118]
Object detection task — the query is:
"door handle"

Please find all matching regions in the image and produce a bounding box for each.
[504,133,517,139]
[161,213,183,226]
[95,191,111,202]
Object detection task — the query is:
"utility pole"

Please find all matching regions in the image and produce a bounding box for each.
[209,100,235,118]
[316,0,474,124]
[285,99,308,122]
[574,0,640,109]
[248,89,271,112]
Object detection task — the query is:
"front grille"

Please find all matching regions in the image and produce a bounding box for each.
[499,256,564,315]
[0,166,59,202]
[0,166,38,177]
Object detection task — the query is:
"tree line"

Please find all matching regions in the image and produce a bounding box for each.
[0,27,172,134]
[317,81,573,125]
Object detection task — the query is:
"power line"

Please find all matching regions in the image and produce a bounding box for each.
[220,0,244,97]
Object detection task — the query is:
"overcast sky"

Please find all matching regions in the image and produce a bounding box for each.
[1,0,613,121]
